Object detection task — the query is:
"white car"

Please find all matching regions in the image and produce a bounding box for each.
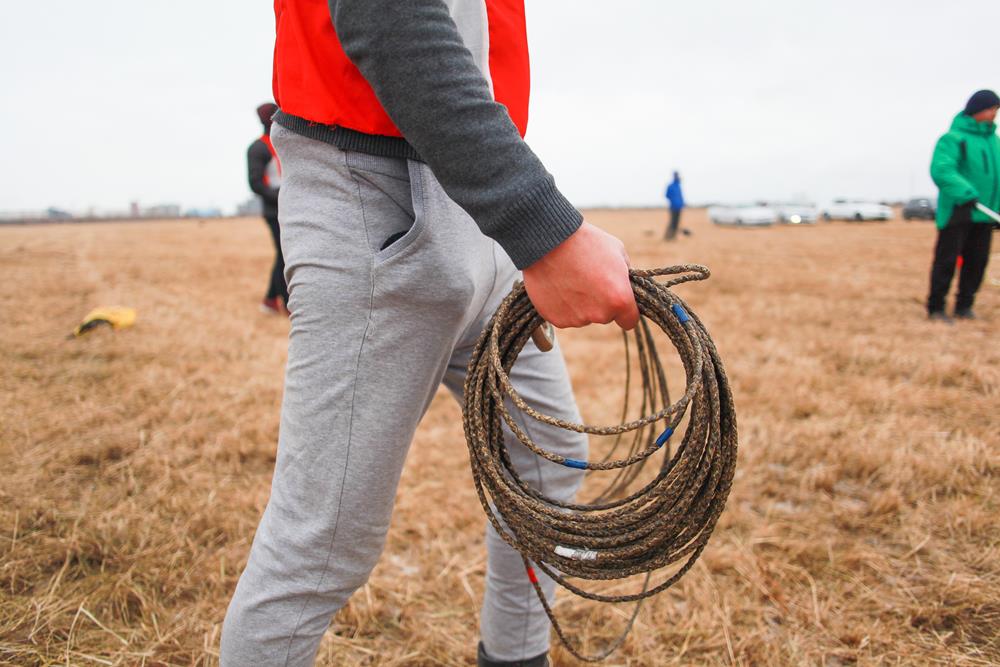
[821,199,893,221]
[774,203,818,224]
[708,204,777,226]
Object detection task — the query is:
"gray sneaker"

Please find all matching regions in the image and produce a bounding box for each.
[477,642,549,667]
[954,308,976,320]
[928,311,954,324]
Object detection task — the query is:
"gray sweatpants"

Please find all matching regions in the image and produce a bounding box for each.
[220,124,588,666]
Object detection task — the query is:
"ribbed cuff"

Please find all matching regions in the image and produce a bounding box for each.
[486,178,583,270]
[273,111,423,161]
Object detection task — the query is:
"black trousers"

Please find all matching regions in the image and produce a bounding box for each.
[665,208,682,239]
[927,219,993,313]
[264,215,289,303]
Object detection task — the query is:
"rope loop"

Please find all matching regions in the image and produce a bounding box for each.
[463,264,738,662]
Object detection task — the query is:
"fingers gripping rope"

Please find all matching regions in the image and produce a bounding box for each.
[462,265,738,662]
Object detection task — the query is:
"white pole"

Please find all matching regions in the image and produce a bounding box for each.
[975,202,1000,224]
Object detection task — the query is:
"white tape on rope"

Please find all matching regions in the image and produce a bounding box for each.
[554,545,598,561]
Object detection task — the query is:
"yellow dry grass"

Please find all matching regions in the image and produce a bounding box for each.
[1,210,998,666]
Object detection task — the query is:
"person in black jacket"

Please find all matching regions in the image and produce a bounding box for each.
[247,102,288,315]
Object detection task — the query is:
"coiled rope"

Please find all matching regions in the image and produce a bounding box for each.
[462,265,738,662]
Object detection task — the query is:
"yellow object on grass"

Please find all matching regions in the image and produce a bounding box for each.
[73,307,138,337]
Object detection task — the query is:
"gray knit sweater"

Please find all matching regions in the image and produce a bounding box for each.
[274,0,582,270]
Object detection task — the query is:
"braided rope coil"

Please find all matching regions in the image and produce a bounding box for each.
[462,265,738,662]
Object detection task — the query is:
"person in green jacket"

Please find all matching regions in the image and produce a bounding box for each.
[926,89,999,322]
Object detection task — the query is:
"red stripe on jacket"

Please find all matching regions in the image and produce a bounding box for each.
[260,134,281,187]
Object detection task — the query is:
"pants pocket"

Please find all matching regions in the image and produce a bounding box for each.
[345,152,427,262]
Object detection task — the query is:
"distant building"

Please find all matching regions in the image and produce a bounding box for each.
[46,207,72,220]
[184,207,223,218]
[0,209,51,223]
[237,197,263,217]
[143,204,182,218]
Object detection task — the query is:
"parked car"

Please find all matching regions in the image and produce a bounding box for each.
[821,199,893,221]
[773,203,818,224]
[902,197,936,220]
[708,204,777,226]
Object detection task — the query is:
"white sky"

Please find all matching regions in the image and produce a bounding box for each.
[1,1,997,213]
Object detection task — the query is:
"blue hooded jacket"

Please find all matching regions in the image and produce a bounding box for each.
[666,176,685,210]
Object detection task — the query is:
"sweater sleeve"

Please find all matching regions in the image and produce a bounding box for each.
[930,133,978,204]
[248,140,280,205]
[329,0,582,269]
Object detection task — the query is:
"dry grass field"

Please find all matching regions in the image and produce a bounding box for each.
[1,210,998,666]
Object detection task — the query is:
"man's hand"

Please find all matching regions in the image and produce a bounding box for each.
[522,222,640,331]
[951,199,977,226]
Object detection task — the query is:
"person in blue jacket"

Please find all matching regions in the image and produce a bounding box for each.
[665,171,686,240]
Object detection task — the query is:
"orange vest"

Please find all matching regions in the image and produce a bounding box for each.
[272,0,531,138]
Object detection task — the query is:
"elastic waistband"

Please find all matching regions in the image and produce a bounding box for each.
[273,111,424,163]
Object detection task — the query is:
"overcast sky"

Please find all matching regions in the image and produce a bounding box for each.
[2,1,997,213]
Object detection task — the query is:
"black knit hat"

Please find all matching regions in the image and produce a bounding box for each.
[964,89,1000,116]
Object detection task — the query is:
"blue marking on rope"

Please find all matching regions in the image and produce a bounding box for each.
[655,427,674,447]
[672,304,690,323]
[563,458,588,470]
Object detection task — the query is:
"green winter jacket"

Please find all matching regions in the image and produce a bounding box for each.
[930,112,1000,229]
